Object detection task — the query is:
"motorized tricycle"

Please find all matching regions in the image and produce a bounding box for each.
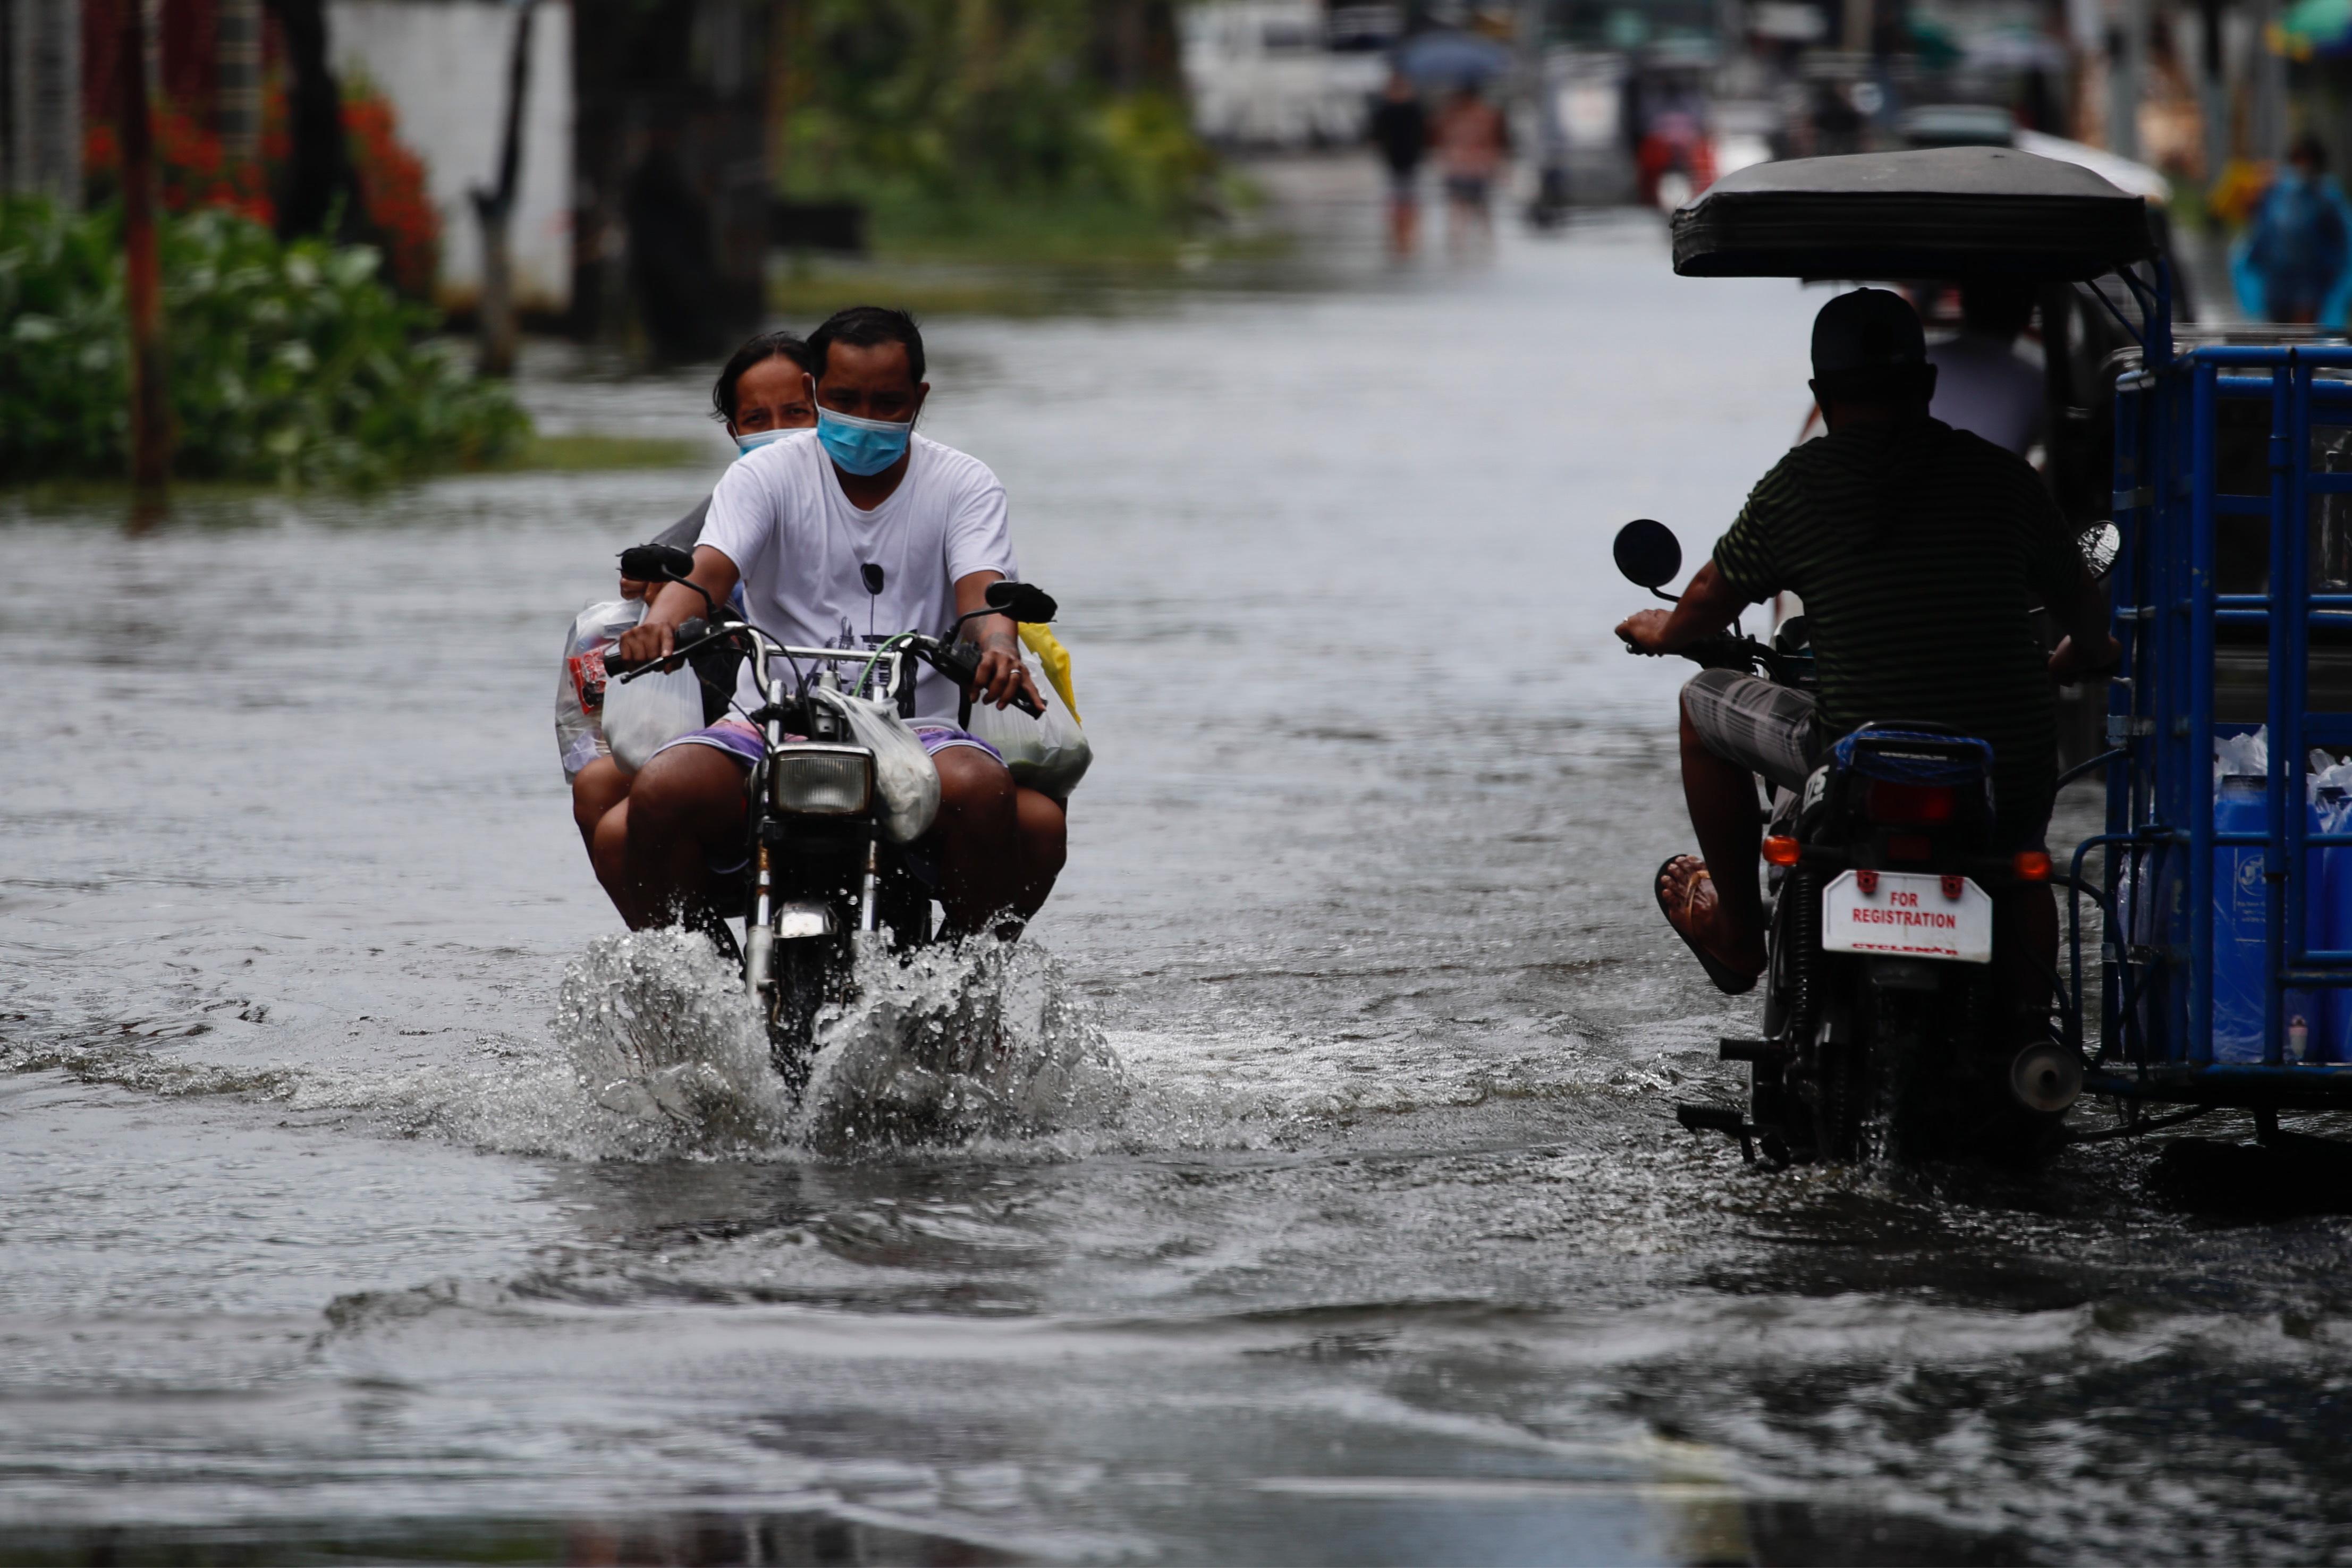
[606,543,1053,1087]
[1659,144,2352,1160]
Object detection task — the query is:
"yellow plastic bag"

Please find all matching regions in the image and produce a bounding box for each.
[1017,623,1081,725]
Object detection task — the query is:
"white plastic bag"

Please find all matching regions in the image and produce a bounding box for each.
[605,661,706,774]
[556,599,647,779]
[811,688,941,844]
[965,647,1093,798]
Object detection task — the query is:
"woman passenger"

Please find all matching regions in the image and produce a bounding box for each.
[570,331,817,895]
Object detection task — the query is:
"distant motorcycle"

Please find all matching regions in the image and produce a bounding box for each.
[607,544,1054,1088]
[1613,518,2092,1165]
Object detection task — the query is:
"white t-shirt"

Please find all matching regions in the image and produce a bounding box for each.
[1927,333,2045,458]
[697,429,1019,723]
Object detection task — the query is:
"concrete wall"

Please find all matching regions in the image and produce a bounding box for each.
[4,0,82,204]
[328,0,573,315]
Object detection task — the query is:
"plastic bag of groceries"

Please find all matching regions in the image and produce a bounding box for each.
[555,599,646,779]
[810,687,940,844]
[605,659,706,774]
[966,645,1092,799]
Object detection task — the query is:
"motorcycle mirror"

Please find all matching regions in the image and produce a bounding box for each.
[861,563,885,597]
[619,543,697,583]
[1613,518,1683,591]
[2078,521,2120,578]
[984,580,1057,624]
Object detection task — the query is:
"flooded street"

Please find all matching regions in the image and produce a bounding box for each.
[9,168,2352,1564]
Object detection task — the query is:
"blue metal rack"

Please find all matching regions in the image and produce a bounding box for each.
[2085,319,2352,1105]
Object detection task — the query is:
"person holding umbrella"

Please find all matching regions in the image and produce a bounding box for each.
[1370,71,1429,256]
[1433,82,1511,251]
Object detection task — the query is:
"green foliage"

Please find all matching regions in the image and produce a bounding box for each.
[777,0,1211,236]
[0,196,530,487]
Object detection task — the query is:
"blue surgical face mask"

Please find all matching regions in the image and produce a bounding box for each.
[816,406,914,477]
[734,427,793,457]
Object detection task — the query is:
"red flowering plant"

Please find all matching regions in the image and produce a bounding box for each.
[263,77,439,298]
[86,75,439,300]
[84,109,275,226]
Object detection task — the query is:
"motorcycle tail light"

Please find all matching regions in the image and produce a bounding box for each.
[1865,781,1956,825]
[771,747,874,815]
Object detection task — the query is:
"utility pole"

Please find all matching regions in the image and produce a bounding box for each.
[2252,0,2288,160]
[116,0,171,508]
[217,0,262,167]
[471,0,537,377]
[6,0,82,205]
[2196,0,2227,184]
[2109,0,2146,161]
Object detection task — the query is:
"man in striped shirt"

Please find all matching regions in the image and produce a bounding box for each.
[1616,288,2117,993]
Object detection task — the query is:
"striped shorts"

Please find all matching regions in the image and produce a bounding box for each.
[1681,668,1821,793]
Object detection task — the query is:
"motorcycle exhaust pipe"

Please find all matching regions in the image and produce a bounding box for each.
[2009,1042,2084,1115]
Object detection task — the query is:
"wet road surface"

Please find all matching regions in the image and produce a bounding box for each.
[6,168,2352,1564]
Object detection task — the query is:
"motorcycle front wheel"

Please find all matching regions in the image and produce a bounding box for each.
[764,936,843,1094]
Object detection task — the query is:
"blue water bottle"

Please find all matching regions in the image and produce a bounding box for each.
[2213,777,2328,1063]
[2321,787,2352,1063]
[2212,777,2269,1062]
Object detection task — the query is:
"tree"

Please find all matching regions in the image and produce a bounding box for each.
[262,0,351,239]
[470,0,537,376]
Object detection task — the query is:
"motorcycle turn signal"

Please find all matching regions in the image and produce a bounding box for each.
[2013,850,2053,882]
[1762,836,1801,866]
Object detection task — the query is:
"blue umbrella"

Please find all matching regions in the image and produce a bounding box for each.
[1395,29,1511,88]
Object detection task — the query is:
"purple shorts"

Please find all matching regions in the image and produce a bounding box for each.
[658,719,1001,885]
[653,718,1003,769]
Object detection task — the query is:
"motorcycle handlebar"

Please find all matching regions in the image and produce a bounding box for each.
[1621,632,1773,674]
[604,617,714,679]
[609,623,1046,716]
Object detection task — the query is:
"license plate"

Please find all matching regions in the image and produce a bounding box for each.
[1820,869,1994,964]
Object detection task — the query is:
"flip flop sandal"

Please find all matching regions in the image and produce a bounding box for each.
[1655,854,1760,997]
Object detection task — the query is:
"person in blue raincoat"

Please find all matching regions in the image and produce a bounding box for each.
[2233,134,2352,326]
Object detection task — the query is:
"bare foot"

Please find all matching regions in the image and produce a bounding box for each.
[1655,854,1766,995]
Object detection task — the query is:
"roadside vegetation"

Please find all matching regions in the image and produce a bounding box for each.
[772,0,1240,290]
[1,195,530,489]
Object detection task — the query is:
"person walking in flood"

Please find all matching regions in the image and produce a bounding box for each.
[1370,71,1428,257]
[1432,83,1509,253]
[2233,134,2352,327]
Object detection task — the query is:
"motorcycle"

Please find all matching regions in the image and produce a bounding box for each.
[1613,518,2088,1165]
[606,543,1054,1089]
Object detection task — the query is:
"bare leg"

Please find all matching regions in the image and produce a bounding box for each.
[930,746,1022,937]
[618,745,746,931]
[1010,787,1067,919]
[571,757,631,847]
[1679,688,1770,973]
[591,798,630,910]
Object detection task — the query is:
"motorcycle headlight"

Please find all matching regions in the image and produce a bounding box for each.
[769,747,874,815]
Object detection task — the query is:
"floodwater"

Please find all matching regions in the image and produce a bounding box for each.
[8,167,2352,1566]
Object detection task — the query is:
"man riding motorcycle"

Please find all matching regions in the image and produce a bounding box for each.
[612,306,1066,941]
[1615,288,2118,995]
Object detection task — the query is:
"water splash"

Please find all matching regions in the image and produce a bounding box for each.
[797,937,1130,1156]
[548,928,798,1157]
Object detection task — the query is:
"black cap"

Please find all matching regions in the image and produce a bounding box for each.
[1810,287,1926,379]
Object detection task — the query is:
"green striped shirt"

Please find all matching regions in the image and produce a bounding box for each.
[1712,418,2080,838]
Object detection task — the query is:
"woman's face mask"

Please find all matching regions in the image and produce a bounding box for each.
[816,406,914,477]
[734,427,794,457]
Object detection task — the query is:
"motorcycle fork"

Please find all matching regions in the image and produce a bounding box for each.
[859,835,880,933]
[744,718,785,1005]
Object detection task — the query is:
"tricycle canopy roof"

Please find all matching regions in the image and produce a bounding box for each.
[1671,147,2156,280]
